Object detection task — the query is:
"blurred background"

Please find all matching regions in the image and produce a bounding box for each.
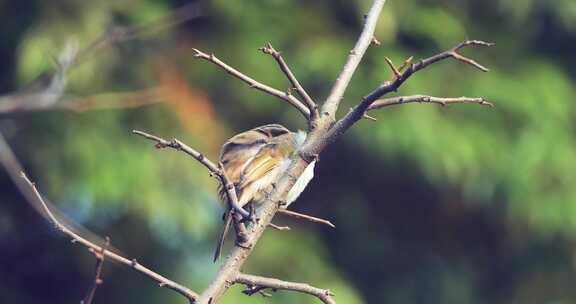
[1,0,576,303]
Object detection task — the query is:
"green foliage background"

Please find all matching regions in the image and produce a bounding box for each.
[2,0,576,303]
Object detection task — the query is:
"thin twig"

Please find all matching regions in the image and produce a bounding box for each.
[321,0,387,119]
[277,209,335,228]
[259,43,318,122]
[384,57,401,79]
[236,273,335,304]
[133,130,219,172]
[269,223,291,231]
[368,95,493,110]
[19,172,199,303]
[81,237,110,304]
[191,48,311,119]
[397,56,414,72]
[72,2,202,67]
[382,56,413,84]
[133,129,250,218]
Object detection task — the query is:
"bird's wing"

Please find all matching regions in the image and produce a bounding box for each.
[236,144,283,205]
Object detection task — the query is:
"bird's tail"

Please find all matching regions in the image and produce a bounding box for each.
[213,210,233,262]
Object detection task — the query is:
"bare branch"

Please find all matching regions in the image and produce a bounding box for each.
[0,87,162,115]
[132,130,219,173]
[277,209,336,228]
[325,40,494,141]
[258,43,318,121]
[321,0,387,119]
[0,3,201,114]
[191,48,311,119]
[236,273,335,304]
[133,130,250,218]
[450,40,494,71]
[81,237,110,304]
[269,223,291,231]
[368,95,494,110]
[19,172,199,303]
[64,2,201,69]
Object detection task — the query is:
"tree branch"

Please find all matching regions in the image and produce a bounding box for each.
[132,130,250,218]
[19,172,199,303]
[191,48,311,120]
[0,3,201,115]
[325,40,494,142]
[258,43,319,122]
[321,0,387,120]
[368,95,493,110]
[235,273,335,304]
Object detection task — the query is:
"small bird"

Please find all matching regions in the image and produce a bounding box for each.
[214,124,316,261]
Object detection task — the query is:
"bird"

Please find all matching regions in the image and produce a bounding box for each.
[214,124,316,261]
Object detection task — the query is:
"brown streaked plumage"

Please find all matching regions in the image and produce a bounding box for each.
[214,124,313,261]
[217,124,293,207]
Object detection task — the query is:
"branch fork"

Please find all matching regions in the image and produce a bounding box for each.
[191,47,312,120]
[132,130,250,219]
[258,42,318,120]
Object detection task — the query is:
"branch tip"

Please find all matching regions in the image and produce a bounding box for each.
[384,57,401,78]
[368,95,494,110]
[363,113,378,121]
[269,223,291,231]
[258,42,317,119]
[451,51,490,72]
[277,209,335,228]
